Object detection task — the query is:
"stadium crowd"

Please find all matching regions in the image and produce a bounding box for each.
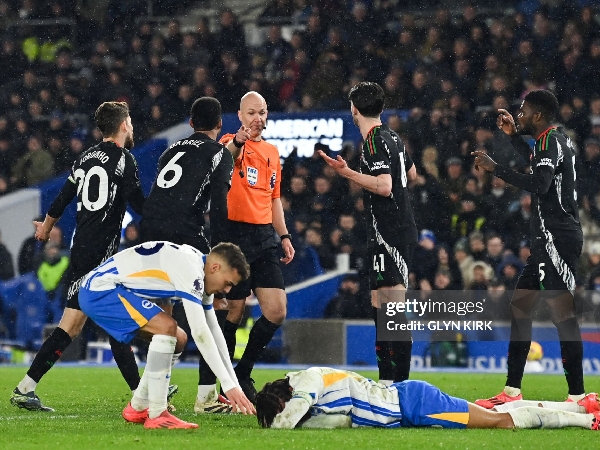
[0,1,600,326]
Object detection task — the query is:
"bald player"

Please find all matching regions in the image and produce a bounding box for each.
[194,92,294,412]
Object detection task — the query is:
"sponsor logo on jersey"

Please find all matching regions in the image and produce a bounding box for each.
[247,167,258,186]
[537,157,554,168]
[370,161,389,170]
[141,300,154,309]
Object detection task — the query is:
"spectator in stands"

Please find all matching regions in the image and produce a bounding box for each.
[413,229,438,286]
[482,277,511,321]
[0,229,15,280]
[503,193,532,253]
[469,261,493,291]
[484,176,517,234]
[435,244,463,290]
[451,192,486,241]
[409,169,451,244]
[323,273,367,319]
[453,237,475,288]
[496,254,524,291]
[440,156,465,210]
[484,234,505,273]
[468,230,486,261]
[10,136,54,188]
[119,222,140,251]
[305,226,335,271]
[17,218,45,275]
[36,241,69,301]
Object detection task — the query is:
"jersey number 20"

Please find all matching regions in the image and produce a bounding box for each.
[74,167,108,211]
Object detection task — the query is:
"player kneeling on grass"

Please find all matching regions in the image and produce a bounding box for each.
[78,241,256,429]
[255,367,600,430]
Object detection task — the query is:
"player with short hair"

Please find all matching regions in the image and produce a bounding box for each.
[255,367,600,430]
[140,96,234,412]
[11,102,147,412]
[320,82,418,385]
[79,241,256,429]
[472,90,585,407]
[194,91,295,411]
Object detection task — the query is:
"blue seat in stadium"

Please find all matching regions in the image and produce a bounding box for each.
[14,273,50,349]
[0,276,26,339]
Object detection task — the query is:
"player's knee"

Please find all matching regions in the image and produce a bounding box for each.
[263,303,286,325]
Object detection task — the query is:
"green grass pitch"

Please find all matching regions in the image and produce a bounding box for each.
[0,366,597,449]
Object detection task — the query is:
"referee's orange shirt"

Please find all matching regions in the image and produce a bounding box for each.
[219,134,281,224]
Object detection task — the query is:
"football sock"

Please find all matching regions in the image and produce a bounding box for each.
[503,386,521,397]
[215,309,228,328]
[223,319,239,361]
[391,340,412,382]
[508,407,593,429]
[505,317,532,389]
[109,336,140,391]
[131,372,148,411]
[145,335,176,419]
[235,316,279,379]
[379,380,393,387]
[26,326,72,384]
[372,307,393,381]
[494,400,584,413]
[555,318,585,395]
[171,352,181,368]
[17,375,37,394]
[197,384,218,403]
[198,356,217,386]
[568,394,585,402]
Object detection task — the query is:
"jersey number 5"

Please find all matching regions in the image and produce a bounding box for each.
[157,152,185,188]
[74,166,108,211]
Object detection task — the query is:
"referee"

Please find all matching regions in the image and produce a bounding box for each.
[197,91,294,406]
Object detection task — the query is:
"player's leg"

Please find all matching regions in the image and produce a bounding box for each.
[493,394,600,414]
[370,243,412,384]
[541,238,585,400]
[10,306,87,411]
[233,249,286,403]
[476,262,539,409]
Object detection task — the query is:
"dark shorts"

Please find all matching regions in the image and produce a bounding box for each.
[369,242,415,290]
[65,239,119,310]
[516,236,582,292]
[140,220,210,253]
[225,221,284,300]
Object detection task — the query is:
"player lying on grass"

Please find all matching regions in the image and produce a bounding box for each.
[255,367,600,430]
[78,241,256,429]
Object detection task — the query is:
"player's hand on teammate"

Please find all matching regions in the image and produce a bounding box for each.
[471,150,497,172]
[318,151,351,176]
[497,109,517,136]
[224,387,256,415]
[33,220,50,242]
[280,239,295,264]
[235,125,251,145]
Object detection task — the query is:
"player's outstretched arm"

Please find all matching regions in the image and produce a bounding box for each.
[301,414,352,429]
[271,398,311,429]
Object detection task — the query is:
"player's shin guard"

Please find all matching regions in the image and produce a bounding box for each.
[508,406,593,429]
[145,335,176,419]
[26,327,72,384]
[373,307,394,381]
[505,318,532,389]
[555,317,585,395]
[235,316,279,379]
[109,336,140,391]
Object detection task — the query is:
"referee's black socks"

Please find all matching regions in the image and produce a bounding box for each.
[235,316,280,380]
[506,317,533,389]
[27,327,72,382]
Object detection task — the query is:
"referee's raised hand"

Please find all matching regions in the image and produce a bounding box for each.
[235,125,251,145]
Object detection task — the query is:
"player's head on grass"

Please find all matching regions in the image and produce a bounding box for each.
[95,101,134,149]
[256,377,294,428]
[348,82,385,122]
[517,90,559,136]
[204,242,250,296]
[190,97,222,132]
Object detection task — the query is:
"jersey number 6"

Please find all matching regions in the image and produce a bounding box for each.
[157,152,185,188]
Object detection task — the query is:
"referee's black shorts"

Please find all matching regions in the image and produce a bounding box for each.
[225,221,285,300]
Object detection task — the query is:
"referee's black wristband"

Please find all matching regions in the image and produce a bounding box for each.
[280,234,292,242]
[232,137,244,148]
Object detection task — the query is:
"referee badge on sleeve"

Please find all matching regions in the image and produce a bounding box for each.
[247,167,258,186]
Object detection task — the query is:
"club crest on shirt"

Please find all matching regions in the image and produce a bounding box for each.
[192,278,203,295]
[270,170,276,190]
[247,166,258,186]
[141,300,154,309]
